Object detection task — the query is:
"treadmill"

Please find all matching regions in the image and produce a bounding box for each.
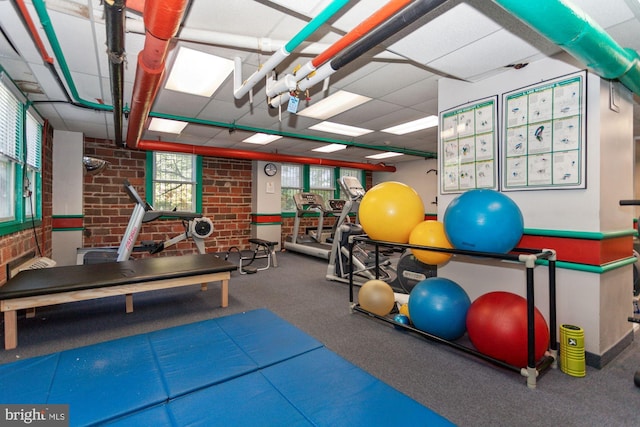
[284,192,333,259]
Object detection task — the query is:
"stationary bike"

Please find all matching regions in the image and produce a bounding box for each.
[326,176,435,293]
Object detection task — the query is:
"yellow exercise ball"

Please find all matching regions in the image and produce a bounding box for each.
[409,220,453,265]
[359,181,425,243]
[399,303,410,319]
[358,280,396,316]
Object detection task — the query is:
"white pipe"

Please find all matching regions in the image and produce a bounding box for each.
[126,19,403,59]
[297,61,317,80]
[233,57,243,95]
[269,63,335,109]
[298,63,335,91]
[234,46,289,99]
[269,92,291,109]
[266,74,297,98]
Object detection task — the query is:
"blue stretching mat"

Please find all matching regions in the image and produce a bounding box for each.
[0,309,454,426]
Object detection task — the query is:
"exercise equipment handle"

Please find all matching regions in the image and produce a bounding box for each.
[619,200,640,206]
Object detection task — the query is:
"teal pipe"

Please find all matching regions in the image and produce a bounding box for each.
[27,0,430,159]
[493,0,640,95]
[285,0,350,52]
[31,0,110,111]
[149,110,438,159]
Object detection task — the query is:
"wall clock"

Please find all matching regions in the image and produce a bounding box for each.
[264,162,278,176]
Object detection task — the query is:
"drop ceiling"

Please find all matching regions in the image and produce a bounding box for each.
[1,0,639,165]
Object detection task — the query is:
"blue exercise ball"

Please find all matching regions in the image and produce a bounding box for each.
[443,189,523,254]
[408,277,471,340]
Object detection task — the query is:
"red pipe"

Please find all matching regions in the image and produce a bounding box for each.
[137,140,397,172]
[311,0,412,68]
[126,0,188,148]
[15,0,54,64]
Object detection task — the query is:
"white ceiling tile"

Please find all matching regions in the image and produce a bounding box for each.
[50,10,100,75]
[427,29,542,81]
[388,3,500,67]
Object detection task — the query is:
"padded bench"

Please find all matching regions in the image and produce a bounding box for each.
[0,253,236,350]
[0,309,454,426]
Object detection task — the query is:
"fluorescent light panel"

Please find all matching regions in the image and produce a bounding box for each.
[298,90,371,120]
[148,117,188,134]
[366,152,404,159]
[165,47,234,97]
[243,133,282,145]
[381,115,438,135]
[309,121,373,137]
[312,144,347,153]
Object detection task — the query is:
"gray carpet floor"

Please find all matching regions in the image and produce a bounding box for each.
[1,251,639,426]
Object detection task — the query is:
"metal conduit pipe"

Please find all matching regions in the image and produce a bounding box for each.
[137,140,397,172]
[492,0,640,95]
[104,0,126,147]
[125,0,189,149]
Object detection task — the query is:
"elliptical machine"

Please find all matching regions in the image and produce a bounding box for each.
[326,176,392,284]
[326,176,436,292]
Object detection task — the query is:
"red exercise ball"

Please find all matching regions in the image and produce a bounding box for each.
[466,291,549,368]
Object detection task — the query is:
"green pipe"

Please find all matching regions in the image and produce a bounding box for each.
[537,256,637,274]
[149,111,438,158]
[31,0,110,111]
[29,0,434,159]
[493,0,640,96]
[285,0,350,52]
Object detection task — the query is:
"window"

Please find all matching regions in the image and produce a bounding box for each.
[0,74,43,233]
[147,151,201,212]
[24,111,42,217]
[0,79,20,222]
[309,165,334,206]
[280,164,365,212]
[281,164,303,212]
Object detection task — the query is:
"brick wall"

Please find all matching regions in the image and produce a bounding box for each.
[1,130,373,282]
[0,124,54,284]
[83,138,253,258]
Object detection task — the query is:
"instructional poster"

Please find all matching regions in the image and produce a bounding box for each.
[439,97,498,194]
[501,71,586,191]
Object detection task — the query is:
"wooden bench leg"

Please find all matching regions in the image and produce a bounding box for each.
[125,294,133,313]
[4,311,17,350]
[220,279,228,308]
[201,283,208,291]
[26,308,36,319]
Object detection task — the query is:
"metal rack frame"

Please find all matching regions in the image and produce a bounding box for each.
[348,236,558,389]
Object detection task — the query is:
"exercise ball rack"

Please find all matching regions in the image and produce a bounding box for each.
[348,235,558,389]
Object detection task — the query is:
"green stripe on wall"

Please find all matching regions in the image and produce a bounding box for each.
[524,228,637,240]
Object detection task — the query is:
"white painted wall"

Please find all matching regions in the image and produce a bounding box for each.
[51,130,83,266]
[375,53,635,359]
[373,157,439,214]
[251,161,282,247]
